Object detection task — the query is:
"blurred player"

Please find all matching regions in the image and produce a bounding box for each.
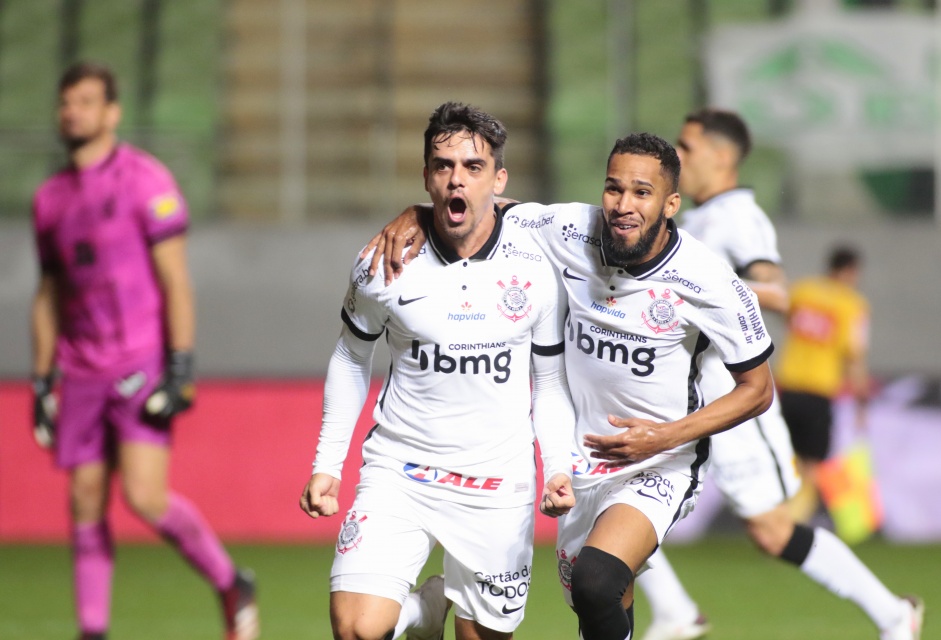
[776,245,871,518]
[361,132,777,640]
[633,109,921,640]
[299,102,576,640]
[30,62,258,640]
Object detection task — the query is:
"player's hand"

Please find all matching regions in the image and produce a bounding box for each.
[145,350,195,421]
[540,473,575,517]
[32,374,57,449]
[583,415,675,466]
[359,206,427,285]
[300,473,341,519]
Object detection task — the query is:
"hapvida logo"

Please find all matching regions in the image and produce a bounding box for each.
[590,299,626,318]
[448,301,486,321]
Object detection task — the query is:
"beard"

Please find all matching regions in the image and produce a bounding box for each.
[601,207,666,267]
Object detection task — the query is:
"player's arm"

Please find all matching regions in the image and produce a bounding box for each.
[30,272,59,448]
[531,349,576,517]
[585,361,774,465]
[845,310,871,429]
[741,260,789,315]
[300,325,377,519]
[360,197,522,284]
[146,235,196,419]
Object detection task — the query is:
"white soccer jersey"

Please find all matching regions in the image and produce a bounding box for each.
[505,202,773,489]
[329,211,569,507]
[679,188,781,274]
[680,187,801,515]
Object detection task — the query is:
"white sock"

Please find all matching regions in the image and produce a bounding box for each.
[392,592,422,638]
[636,547,700,625]
[800,527,904,631]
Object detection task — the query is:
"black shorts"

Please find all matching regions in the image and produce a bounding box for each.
[779,390,833,461]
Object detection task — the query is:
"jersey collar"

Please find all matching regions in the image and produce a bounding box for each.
[601,217,682,279]
[425,204,503,264]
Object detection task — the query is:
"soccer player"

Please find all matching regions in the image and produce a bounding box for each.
[298,102,577,640]
[632,109,921,640]
[361,132,778,640]
[776,245,872,518]
[30,62,258,640]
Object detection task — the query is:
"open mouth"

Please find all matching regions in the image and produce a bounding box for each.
[448,196,468,223]
[609,216,639,233]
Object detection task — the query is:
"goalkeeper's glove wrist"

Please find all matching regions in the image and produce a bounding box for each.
[32,373,57,449]
[145,350,196,420]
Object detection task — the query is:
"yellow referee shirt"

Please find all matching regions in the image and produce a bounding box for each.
[775,276,869,398]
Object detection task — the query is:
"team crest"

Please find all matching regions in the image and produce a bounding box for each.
[557,549,575,591]
[641,288,683,334]
[337,511,368,554]
[497,276,532,322]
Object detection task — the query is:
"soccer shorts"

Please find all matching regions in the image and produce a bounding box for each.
[779,390,833,462]
[330,467,534,633]
[555,463,701,606]
[56,359,170,469]
[709,393,802,518]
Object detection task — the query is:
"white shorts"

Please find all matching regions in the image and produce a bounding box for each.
[330,468,535,633]
[555,460,703,606]
[710,393,802,518]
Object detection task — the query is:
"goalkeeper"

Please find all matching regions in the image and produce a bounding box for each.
[30,62,258,640]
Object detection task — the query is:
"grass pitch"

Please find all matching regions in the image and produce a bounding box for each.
[0,537,933,639]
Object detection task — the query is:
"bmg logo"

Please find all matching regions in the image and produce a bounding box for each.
[409,340,512,383]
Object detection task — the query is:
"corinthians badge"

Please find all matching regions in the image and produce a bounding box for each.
[337,511,368,554]
[641,288,683,334]
[497,276,532,322]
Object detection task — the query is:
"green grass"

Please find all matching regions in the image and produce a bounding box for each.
[0,537,934,639]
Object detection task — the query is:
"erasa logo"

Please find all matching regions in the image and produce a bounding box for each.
[500,241,543,262]
[561,223,601,246]
[410,340,512,383]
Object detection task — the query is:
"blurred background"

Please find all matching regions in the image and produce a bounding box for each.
[0,1,940,637]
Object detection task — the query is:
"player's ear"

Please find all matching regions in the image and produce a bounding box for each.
[493,167,508,196]
[663,192,681,219]
[106,102,122,130]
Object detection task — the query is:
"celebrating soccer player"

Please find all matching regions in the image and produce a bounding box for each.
[363,132,780,640]
[30,62,258,640]
[629,110,921,640]
[299,102,576,640]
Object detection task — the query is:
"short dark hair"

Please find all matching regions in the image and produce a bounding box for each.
[58,61,118,103]
[608,132,681,193]
[423,102,508,170]
[685,108,751,163]
[828,245,861,273]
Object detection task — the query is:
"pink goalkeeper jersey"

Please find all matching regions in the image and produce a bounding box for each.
[32,143,189,378]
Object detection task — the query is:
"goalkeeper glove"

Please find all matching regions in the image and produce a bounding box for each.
[145,350,195,420]
[32,374,57,449]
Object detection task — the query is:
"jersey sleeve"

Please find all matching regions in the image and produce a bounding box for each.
[724,207,781,272]
[312,325,377,478]
[697,273,775,372]
[32,191,59,273]
[842,296,870,358]
[135,158,189,245]
[339,252,387,341]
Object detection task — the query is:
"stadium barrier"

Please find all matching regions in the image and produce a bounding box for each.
[0,380,561,543]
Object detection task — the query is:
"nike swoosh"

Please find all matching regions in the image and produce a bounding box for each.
[562,268,586,281]
[502,604,524,614]
[397,295,427,306]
